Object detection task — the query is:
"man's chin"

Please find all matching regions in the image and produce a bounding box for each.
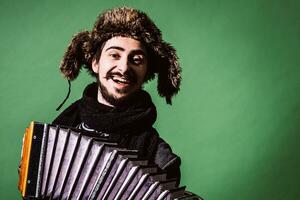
[102,86,134,105]
[105,92,134,106]
[97,78,139,106]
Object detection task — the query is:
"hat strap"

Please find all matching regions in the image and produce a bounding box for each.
[56,80,71,111]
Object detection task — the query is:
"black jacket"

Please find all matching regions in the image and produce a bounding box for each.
[53,83,181,182]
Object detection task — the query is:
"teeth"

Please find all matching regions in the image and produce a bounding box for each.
[112,77,130,84]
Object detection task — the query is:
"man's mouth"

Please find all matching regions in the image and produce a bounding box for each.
[106,72,137,86]
[111,76,131,84]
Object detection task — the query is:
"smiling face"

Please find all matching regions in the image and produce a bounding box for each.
[92,36,148,106]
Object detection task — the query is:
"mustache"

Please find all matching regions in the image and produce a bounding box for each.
[105,71,137,83]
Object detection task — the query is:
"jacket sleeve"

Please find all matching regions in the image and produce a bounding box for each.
[154,137,181,185]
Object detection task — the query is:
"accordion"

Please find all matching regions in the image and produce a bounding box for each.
[18,122,202,200]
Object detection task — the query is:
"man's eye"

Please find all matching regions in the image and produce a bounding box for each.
[132,56,144,64]
[109,53,120,59]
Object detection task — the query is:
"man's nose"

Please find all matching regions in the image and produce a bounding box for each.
[117,57,130,73]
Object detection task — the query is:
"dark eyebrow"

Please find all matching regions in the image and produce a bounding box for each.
[105,46,125,51]
[105,46,146,56]
[130,49,146,56]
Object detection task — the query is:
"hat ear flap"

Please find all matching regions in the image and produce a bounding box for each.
[157,42,181,104]
[60,31,93,80]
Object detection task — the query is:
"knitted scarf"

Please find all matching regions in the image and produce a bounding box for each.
[78,83,157,137]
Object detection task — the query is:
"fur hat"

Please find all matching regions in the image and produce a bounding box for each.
[60,6,181,104]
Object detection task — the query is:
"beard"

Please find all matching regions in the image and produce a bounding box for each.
[96,70,139,106]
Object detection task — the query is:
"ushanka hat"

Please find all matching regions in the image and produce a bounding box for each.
[59,6,181,106]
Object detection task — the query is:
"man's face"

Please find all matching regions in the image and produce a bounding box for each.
[92,36,148,106]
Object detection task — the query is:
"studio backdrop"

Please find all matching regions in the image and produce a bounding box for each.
[0,0,300,199]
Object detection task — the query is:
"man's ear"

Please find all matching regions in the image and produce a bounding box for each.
[92,58,99,73]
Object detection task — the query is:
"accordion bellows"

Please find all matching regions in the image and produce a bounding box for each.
[18,122,202,200]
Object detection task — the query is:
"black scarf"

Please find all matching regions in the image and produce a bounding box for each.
[78,83,157,136]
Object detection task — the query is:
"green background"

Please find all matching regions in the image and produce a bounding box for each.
[1,0,300,199]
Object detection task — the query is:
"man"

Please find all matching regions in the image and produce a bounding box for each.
[53,6,182,182]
